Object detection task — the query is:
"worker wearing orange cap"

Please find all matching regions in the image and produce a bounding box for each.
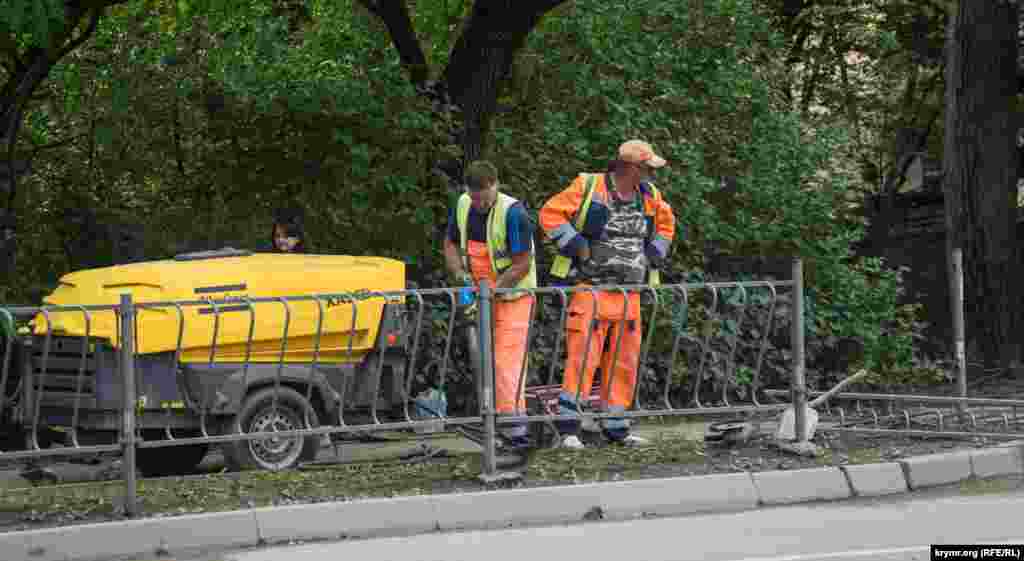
[539,140,676,448]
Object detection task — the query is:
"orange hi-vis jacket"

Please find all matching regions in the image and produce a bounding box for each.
[539,173,677,285]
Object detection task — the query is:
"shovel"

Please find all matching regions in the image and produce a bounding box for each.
[775,368,871,441]
[414,286,476,435]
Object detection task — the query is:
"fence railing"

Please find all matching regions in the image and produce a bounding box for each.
[762,388,1024,440]
[1,257,928,516]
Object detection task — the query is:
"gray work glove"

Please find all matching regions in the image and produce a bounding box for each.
[576,257,600,281]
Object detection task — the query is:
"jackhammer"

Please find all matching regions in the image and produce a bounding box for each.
[452,285,535,469]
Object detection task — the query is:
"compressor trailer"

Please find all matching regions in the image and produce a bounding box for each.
[0,249,411,475]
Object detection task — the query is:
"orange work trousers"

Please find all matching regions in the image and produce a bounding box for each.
[561,289,642,414]
[467,241,530,418]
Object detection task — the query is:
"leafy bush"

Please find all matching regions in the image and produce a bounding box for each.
[3,0,936,394]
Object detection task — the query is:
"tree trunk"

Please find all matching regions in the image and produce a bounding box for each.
[0,48,54,286]
[943,0,1021,369]
[441,2,545,164]
[367,1,566,177]
[1,48,54,211]
[0,4,105,288]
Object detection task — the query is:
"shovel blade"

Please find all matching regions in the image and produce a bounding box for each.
[775,406,819,441]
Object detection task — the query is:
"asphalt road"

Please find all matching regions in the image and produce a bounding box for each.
[207,486,1024,561]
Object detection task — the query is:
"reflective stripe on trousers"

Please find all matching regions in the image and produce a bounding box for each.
[558,290,641,436]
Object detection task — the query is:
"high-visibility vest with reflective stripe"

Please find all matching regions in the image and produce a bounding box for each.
[549,175,665,286]
[457,192,538,298]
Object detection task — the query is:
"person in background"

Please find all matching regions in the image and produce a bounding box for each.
[271,207,308,253]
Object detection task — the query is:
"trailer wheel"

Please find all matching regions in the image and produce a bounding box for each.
[223,387,319,471]
[136,443,209,477]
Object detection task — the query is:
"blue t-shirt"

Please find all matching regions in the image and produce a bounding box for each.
[446,201,533,255]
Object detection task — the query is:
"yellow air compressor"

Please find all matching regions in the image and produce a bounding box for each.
[5,248,410,474]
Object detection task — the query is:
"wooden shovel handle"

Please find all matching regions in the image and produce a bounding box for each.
[808,368,870,409]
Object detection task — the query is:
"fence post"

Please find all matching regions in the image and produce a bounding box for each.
[477,280,497,476]
[119,294,138,517]
[951,248,967,412]
[792,258,807,442]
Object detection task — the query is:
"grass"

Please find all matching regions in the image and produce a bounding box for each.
[0,458,479,523]
[815,446,883,467]
[0,433,707,524]
[957,476,1024,496]
[527,433,706,482]
[0,422,1003,527]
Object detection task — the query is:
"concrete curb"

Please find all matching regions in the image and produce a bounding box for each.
[432,472,760,531]
[840,462,908,497]
[0,510,261,561]
[2,443,1023,561]
[752,467,850,505]
[254,494,438,543]
[899,450,973,490]
[970,446,1024,479]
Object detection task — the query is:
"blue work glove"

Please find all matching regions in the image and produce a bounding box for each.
[455,272,475,305]
[457,286,476,307]
[454,273,478,321]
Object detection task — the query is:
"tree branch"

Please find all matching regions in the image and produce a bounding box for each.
[30,133,85,156]
[912,65,944,124]
[786,24,812,65]
[355,0,383,18]
[358,0,429,85]
[0,32,23,74]
[527,0,570,12]
[57,9,101,60]
[78,0,133,10]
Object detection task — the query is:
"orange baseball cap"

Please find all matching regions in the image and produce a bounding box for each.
[618,139,667,168]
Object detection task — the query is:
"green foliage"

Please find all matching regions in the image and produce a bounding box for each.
[414,0,470,70]
[493,0,925,381]
[8,0,459,292]
[0,0,65,48]
[761,0,947,192]
[3,0,930,386]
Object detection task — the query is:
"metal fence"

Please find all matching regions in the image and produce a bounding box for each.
[3,257,1022,517]
[764,389,1024,440]
[770,247,1024,442]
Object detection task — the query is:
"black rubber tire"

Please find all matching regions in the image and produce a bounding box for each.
[136,443,209,477]
[0,423,25,453]
[222,387,320,472]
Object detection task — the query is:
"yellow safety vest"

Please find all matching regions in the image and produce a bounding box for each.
[457,192,538,299]
[549,175,663,286]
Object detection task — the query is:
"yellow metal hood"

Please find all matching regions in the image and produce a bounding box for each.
[34,252,406,363]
